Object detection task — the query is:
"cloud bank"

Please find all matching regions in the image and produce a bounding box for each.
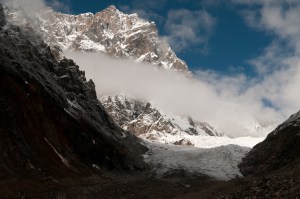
[65,51,284,138]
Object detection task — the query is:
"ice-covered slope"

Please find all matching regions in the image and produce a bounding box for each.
[144,142,250,180]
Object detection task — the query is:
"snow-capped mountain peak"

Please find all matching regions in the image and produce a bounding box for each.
[36,6,190,75]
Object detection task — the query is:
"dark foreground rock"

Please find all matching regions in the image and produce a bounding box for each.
[224,110,300,198]
[223,174,300,199]
[0,3,147,182]
[239,111,300,176]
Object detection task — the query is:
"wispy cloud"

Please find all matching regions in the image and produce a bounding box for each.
[163,9,216,53]
[47,0,71,13]
[1,0,70,15]
[120,5,164,24]
[119,0,167,24]
[119,1,216,53]
[230,0,300,116]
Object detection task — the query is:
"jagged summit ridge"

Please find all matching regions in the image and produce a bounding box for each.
[37,5,189,74]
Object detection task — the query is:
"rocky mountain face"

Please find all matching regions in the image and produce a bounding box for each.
[30,5,224,145]
[0,3,146,180]
[101,95,222,146]
[36,5,189,74]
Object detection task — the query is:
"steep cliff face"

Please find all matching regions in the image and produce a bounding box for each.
[0,4,146,179]
[36,5,189,74]
[239,111,300,176]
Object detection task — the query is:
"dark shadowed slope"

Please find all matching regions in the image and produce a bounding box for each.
[0,3,147,181]
[239,110,300,176]
[220,110,300,198]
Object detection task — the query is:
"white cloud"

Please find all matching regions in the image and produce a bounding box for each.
[248,41,291,74]
[119,2,217,53]
[65,51,284,138]
[119,0,167,25]
[164,9,216,52]
[47,0,70,13]
[120,5,164,24]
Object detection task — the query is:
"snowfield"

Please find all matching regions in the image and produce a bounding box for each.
[143,136,265,180]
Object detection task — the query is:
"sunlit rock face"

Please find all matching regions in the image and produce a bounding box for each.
[37,5,190,75]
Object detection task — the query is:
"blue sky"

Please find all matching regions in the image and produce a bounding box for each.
[46,0,274,76]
